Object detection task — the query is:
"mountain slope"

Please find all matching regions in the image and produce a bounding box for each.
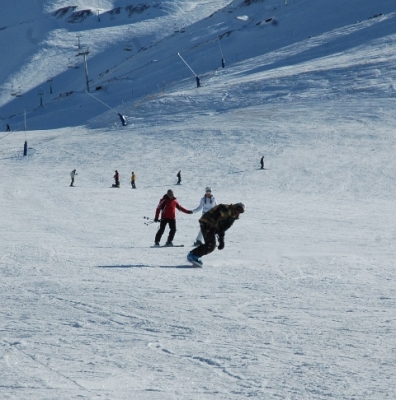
[1,0,395,130]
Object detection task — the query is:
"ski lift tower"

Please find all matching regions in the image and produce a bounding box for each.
[76,47,90,92]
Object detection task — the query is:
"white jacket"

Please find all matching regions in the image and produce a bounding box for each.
[70,170,77,178]
[193,195,217,214]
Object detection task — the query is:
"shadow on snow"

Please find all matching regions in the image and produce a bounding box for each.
[97,264,196,269]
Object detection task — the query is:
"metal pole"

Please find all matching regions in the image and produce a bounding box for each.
[76,34,82,49]
[47,78,53,94]
[76,48,90,92]
[218,36,225,68]
[23,110,28,156]
[177,52,197,76]
[38,89,43,107]
[83,53,89,92]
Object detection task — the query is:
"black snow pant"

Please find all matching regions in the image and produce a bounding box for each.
[155,219,176,244]
[190,223,217,258]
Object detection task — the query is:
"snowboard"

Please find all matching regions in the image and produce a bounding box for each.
[187,254,203,267]
[188,260,203,268]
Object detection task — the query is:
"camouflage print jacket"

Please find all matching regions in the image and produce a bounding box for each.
[199,204,240,237]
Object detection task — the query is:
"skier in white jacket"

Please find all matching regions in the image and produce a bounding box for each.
[192,186,218,246]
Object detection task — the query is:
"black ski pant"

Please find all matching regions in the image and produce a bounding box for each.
[155,219,176,243]
[190,223,217,258]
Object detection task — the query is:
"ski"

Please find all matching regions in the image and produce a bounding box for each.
[150,244,185,248]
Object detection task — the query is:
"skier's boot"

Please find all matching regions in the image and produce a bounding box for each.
[154,242,160,247]
[164,241,173,247]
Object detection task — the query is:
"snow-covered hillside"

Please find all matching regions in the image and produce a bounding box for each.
[1,0,396,399]
[1,0,395,129]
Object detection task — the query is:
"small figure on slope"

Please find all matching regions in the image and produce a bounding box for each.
[154,189,193,247]
[113,170,120,188]
[176,170,181,185]
[260,155,264,170]
[6,124,10,132]
[70,169,77,187]
[187,202,245,266]
[192,186,218,246]
[131,171,136,189]
[118,113,127,126]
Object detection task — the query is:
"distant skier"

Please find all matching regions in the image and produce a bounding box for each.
[187,202,245,267]
[131,172,136,189]
[153,189,193,247]
[260,155,264,169]
[6,124,10,132]
[192,186,218,246]
[70,169,77,187]
[176,170,181,185]
[118,113,127,126]
[113,170,120,188]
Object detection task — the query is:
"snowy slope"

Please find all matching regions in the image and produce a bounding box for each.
[1,0,396,399]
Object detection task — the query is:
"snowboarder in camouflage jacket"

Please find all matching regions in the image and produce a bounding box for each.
[187,202,245,265]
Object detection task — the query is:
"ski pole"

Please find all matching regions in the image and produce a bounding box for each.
[143,216,156,225]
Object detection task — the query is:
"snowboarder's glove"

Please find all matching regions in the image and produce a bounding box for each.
[187,210,193,214]
[218,237,225,250]
[154,218,159,223]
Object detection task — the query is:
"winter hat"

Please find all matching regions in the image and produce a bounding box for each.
[235,202,246,213]
[205,186,212,193]
[167,189,174,197]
